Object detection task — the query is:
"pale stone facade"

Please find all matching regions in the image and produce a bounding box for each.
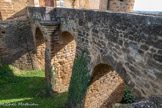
[0,0,135,20]
[62,0,135,12]
[0,0,34,20]
[108,0,135,12]
[0,0,14,20]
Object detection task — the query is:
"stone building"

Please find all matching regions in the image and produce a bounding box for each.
[0,0,135,20]
[71,0,135,12]
[0,0,34,20]
[108,0,135,12]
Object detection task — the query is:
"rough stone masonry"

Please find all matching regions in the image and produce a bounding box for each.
[0,7,162,108]
[52,8,162,107]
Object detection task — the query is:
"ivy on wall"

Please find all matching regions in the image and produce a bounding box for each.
[68,51,90,108]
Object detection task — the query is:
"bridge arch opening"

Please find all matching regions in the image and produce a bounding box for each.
[84,63,125,108]
[51,31,76,93]
[35,27,45,70]
[60,31,75,44]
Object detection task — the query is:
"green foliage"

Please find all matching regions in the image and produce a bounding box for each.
[121,86,135,104]
[72,27,76,31]
[68,53,90,107]
[0,64,67,108]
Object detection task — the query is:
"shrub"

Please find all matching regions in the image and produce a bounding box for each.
[121,86,135,104]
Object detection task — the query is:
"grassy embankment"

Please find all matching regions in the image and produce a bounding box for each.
[0,64,67,108]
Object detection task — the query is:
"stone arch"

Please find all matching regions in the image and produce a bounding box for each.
[100,55,139,98]
[33,21,47,37]
[84,63,125,108]
[60,31,75,44]
[35,27,45,70]
[50,31,76,93]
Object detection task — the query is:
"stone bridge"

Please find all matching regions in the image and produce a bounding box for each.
[1,7,162,107]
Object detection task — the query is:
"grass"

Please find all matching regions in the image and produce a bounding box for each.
[0,64,68,108]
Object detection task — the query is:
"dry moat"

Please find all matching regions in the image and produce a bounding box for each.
[0,0,162,108]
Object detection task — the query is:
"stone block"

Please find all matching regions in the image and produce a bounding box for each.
[153,54,162,63]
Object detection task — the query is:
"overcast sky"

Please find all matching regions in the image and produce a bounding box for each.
[134,0,162,11]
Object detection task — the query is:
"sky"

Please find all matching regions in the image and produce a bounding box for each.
[134,0,162,11]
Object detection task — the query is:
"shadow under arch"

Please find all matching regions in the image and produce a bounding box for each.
[84,63,125,108]
[50,30,76,93]
[60,31,75,44]
[34,27,45,70]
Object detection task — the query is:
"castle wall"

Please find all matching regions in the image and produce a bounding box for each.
[108,0,135,12]
[0,0,135,21]
[61,0,134,12]
[0,0,14,20]
[39,0,54,7]
[61,0,73,8]
[73,0,101,9]
[0,0,34,20]
[88,0,100,9]
[99,0,108,10]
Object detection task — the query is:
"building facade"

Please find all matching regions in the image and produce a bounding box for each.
[0,0,135,21]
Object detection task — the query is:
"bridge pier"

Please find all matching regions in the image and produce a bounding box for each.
[33,19,77,94]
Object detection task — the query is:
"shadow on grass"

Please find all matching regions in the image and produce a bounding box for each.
[0,64,68,108]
